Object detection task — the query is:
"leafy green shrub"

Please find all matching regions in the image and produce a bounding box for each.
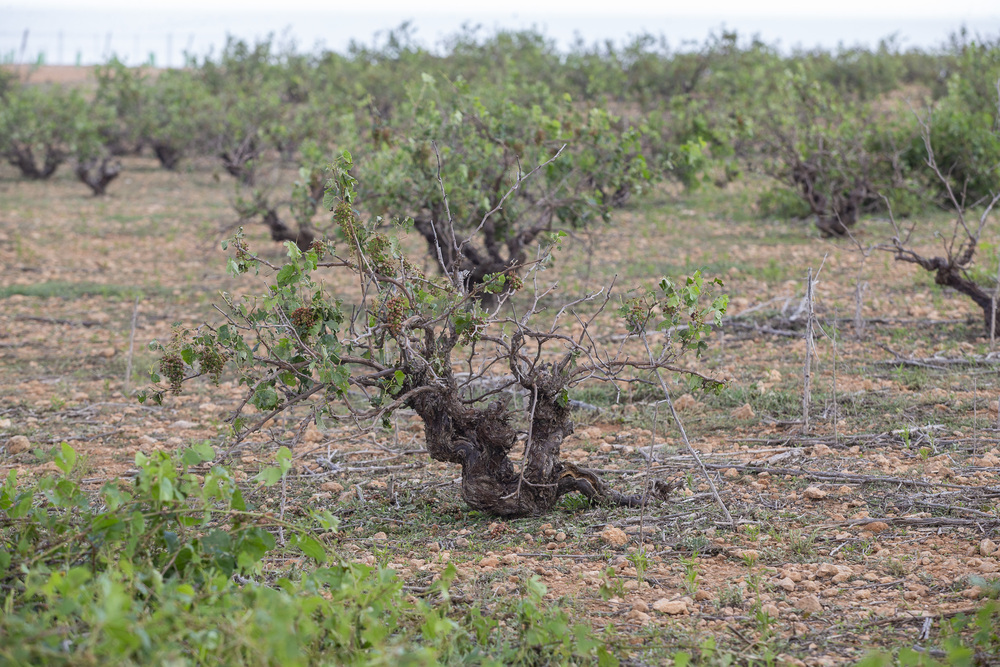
[0,443,618,665]
[141,69,217,170]
[757,185,812,220]
[73,98,122,196]
[909,68,1000,206]
[752,67,910,236]
[94,57,147,156]
[0,84,86,179]
[143,152,726,517]
[355,75,653,294]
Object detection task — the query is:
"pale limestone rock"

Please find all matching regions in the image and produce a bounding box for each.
[777,577,796,592]
[600,525,628,547]
[675,394,698,411]
[794,595,823,614]
[652,598,688,615]
[6,435,31,454]
[980,539,998,556]
[862,521,890,533]
[626,609,651,623]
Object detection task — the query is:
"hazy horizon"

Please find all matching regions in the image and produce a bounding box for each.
[2,7,999,67]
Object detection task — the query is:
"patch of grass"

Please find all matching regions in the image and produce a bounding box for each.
[0,281,149,300]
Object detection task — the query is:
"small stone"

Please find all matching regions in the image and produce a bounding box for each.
[455,537,470,548]
[6,435,31,454]
[427,542,441,553]
[794,595,823,615]
[626,609,651,623]
[804,486,827,500]
[546,541,558,551]
[675,394,698,411]
[761,603,780,618]
[862,521,890,534]
[320,481,344,493]
[812,444,833,457]
[962,586,984,599]
[632,600,649,613]
[372,532,387,541]
[337,490,356,503]
[837,485,853,495]
[600,525,628,547]
[479,556,500,568]
[7,435,31,454]
[980,539,998,556]
[169,420,199,430]
[198,402,218,413]
[652,598,688,615]
[731,403,755,420]
[0,418,11,429]
[723,467,740,478]
[98,347,116,358]
[777,577,796,592]
[555,531,567,542]
[694,589,712,601]
[71,392,88,402]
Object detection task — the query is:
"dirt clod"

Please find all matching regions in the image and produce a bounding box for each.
[653,598,689,615]
[794,595,823,614]
[5,435,31,454]
[600,525,628,547]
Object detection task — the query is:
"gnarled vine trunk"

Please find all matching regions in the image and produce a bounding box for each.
[261,208,314,252]
[7,144,64,180]
[412,207,550,308]
[405,357,670,516]
[792,160,869,237]
[899,253,1000,336]
[153,143,182,170]
[75,157,122,196]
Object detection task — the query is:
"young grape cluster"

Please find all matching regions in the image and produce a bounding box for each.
[504,271,524,292]
[619,296,651,333]
[290,306,319,330]
[382,294,407,336]
[334,199,359,247]
[365,233,395,276]
[159,353,185,394]
[197,344,227,385]
[459,312,486,345]
[307,239,326,259]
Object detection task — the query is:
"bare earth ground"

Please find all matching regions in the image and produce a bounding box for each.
[2,157,1000,665]
[1,64,147,86]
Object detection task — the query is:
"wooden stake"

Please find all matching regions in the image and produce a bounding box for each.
[802,268,814,433]
[123,296,140,396]
[832,309,839,445]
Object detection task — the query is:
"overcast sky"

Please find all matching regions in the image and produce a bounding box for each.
[3,0,999,65]
[5,0,1000,16]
